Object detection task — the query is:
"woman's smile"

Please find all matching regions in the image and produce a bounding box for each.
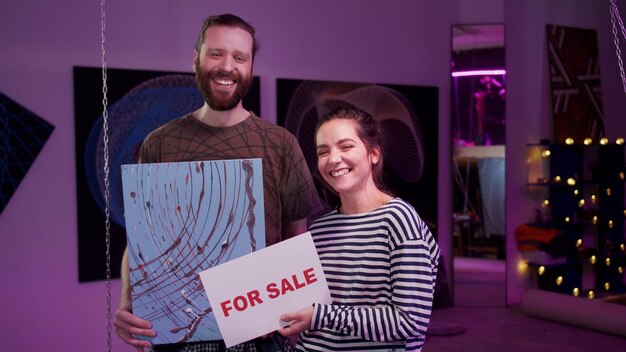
[330,168,350,177]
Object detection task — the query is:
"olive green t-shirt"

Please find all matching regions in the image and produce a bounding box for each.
[140,113,321,245]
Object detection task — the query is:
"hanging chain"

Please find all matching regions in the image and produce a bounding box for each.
[610,0,626,96]
[100,0,113,351]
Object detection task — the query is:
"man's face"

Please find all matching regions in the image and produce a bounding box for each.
[194,26,254,111]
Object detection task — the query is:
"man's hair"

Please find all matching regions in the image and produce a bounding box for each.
[195,14,260,59]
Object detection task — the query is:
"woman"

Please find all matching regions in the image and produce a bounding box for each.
[278,107,440,351]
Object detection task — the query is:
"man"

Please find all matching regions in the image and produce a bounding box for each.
[114,14,321,352]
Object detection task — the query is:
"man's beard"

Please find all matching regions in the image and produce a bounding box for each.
[196,66,253,111]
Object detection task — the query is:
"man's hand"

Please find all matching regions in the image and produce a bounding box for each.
[113,304,156,351]
[278,305,314,336]
[115,248,155,350]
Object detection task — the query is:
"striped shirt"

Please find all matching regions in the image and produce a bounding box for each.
[297,198,440,351]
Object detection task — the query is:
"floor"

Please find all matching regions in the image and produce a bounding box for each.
[423,257,626,352]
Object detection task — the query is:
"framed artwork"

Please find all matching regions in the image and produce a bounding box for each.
[276,78,439,235]
[0,92,55,215]
[73,66,260,282]
[546,25,604,143]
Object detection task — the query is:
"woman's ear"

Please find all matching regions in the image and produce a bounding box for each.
[370,146,381,165]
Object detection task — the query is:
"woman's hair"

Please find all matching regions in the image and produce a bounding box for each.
[315,106,391,196]
[195,14,260,59]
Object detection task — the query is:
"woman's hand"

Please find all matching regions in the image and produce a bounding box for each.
[278,305,314,336]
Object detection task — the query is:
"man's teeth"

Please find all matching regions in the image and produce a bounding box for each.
[331,169,349,177]
[215,79,235,86]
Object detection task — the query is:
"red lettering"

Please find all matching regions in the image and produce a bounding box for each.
[221,290,265,317]
[233,295,248,311]
[281,277,295,294]
[303,267,317,284]
[247,289,263,306]
[266,282,280,299]
[292,273,306,289]
[266,268,320,300]
[220,300,233,317]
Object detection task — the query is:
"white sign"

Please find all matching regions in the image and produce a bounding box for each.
[199,232,331,347]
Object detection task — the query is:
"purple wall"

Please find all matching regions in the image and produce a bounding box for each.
[0,1,624,351]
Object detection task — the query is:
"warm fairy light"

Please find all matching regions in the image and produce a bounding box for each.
[590,255,597,265]
[606,257,612,266]
[554,176,562,183]
[556,276,564,285]
[606,188,612,196]
[517,260,528,274]
[593,216,598,225]
[604,282,611,291]
[565,216,571,223]
[567,178,576,186]
[619,266,624,274]
[620,172,625,180]
[576,239,583,247]
[538,266,546,275]
[588,290,595,299]
[566,138,574,144]
[573,287,580,296]
[592,195,597,203]
[600,137,609,145]
[609,220,614,229]
[543,199,550,206]
[617,137,624,145]
[621,243,625,251]
[541,150,551,157]
[578,199,585,208]
[555,276,563,286]
[584,138,593,145]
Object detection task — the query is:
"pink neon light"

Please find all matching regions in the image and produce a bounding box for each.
[451,69,506,77]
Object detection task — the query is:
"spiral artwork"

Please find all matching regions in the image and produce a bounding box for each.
[121,158,265,343]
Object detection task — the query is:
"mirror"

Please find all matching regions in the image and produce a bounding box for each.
[451,24,506,306]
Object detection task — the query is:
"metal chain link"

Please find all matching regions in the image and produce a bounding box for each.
[610,0,626,96]
[100,0,113,351]
[613,0,626,39]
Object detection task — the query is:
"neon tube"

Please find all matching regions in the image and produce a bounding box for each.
[451,69,506,77]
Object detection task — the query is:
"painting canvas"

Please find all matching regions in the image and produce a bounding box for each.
[121,158,265,344]
[73,66,260,282]
[0,92,55,215]
[546,25,604,143]
[276,79,438,235]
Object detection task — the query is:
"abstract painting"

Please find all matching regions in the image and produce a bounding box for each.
[121,158,265,344]
[73,66,260,282]
[546,25,604,143]
[277,79,439,235]
[0,92,55,215]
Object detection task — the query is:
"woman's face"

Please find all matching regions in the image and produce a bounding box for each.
[315,119,380,196]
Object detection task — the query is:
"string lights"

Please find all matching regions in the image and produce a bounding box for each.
[526,135,626,299]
